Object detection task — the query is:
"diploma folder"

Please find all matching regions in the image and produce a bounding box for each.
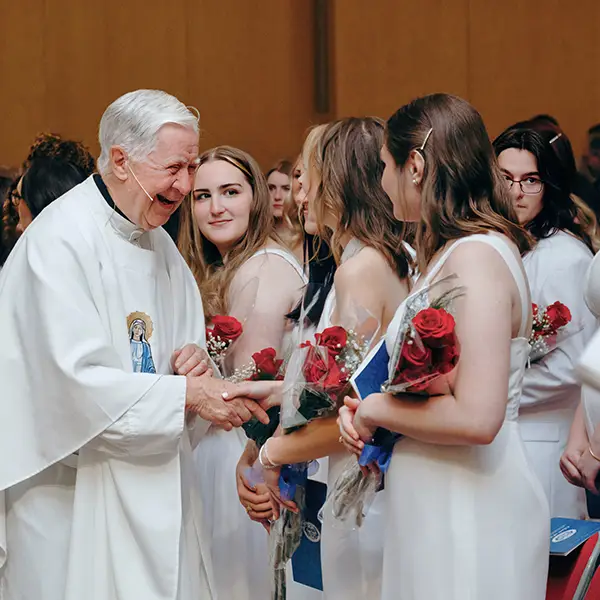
[350,339,390,401]
[550,517,600,556]
[291,480,327,591]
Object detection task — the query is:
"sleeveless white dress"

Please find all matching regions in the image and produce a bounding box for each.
[297,239,385,600]
[194,247,307,600]
[380,234,550,600]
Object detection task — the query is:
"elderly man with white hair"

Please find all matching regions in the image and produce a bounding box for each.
[0,89,269,600]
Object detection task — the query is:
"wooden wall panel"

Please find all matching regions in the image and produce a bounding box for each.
[1,1,599,170]
[469,0,600,154]
[0,0,47,167]
[330,0,469,120]
[42,1,109,155]
[186,0,315,167]
[0,0,314,169]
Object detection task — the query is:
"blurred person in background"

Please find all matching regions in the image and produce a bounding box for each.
[494,122,599,518]
[267,159,304,262]
[12,133,95,235]
[0,167,19,268]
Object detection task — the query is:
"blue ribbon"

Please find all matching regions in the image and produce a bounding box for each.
[358,430,402,473]
[279,463,308,502]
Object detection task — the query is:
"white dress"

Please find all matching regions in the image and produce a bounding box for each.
[194,247,307,600]
[295,238,382,600]
[381,234,550,600]
[519,230,595,518]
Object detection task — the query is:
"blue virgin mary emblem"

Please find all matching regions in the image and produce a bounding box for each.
[127,312,156,374]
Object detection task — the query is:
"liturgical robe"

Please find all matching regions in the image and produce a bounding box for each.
[0,176,214,600]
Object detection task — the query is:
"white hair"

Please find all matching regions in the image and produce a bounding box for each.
[97,89,199,175]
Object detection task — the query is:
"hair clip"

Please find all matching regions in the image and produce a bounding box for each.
[419,128,433,151]
[549,132,562,145]
[186,105,200,123]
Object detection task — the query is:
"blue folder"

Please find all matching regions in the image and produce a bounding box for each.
[350,339,390,401]
[291,480,327,591]
[550,517,600,556]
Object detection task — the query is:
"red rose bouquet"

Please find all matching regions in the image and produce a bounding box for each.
[205,315,243,367]
[386,306,460,392]
[330,275,464,529]
[226,347,285,448]
[529,301,573,361]
[266,310,379,599]
[280,317,380,432]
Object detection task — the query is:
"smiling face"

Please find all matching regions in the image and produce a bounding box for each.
[122,124,199,230]
[497,148,544,225]
[267,170,291,218]
[192,159,254,256]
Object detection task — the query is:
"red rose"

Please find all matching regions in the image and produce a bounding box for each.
[315,326,348,356]
[322,354,348,394]
[433,335,460,374]
[303,347,347,395]
[545,301,571,331]
[532,303,539,318]
[412,307,456,347]
[400,338,432,369]
[303,347,329,384]
[390,338,431,387]
[211,315,243,342]
[392,366,431,390]
[252,347,283,379]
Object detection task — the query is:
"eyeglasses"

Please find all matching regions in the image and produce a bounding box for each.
[502,175,543,195]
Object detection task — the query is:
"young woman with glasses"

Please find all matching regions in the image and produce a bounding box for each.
[494,122,600,519]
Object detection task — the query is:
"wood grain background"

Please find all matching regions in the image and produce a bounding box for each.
[1,0,598,169]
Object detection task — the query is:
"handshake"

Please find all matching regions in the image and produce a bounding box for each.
[171,344,278,431]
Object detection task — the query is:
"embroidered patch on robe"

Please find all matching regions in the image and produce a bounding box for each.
[127,312,156,374]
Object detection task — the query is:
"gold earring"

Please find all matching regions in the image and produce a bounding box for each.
[413,178,419,185]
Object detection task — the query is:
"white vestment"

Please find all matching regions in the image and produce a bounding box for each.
[0,176,214,600]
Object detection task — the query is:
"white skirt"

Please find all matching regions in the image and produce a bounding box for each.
[321,452,384,600]
[193,427,270,600]
[381,421,550,600]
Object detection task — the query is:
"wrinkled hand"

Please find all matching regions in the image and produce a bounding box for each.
[578,449,600,494]
[236,446,273,529]
[185,372,270,430]
[560,444,586,488]
[172,344,209,377]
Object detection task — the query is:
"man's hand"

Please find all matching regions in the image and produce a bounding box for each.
[185,372,270,430]
[172,344,209,377]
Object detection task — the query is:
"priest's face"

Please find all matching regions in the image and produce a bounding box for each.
[126,124,199,230]
[192,159,253,256]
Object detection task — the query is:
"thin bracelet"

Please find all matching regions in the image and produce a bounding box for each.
[259,440,279,470]
[589,446,600,462]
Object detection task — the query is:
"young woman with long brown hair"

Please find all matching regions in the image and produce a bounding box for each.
[494,122,599,520]
[178,146,306,600]
[339,94,549,599]
[235,117,412,600]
